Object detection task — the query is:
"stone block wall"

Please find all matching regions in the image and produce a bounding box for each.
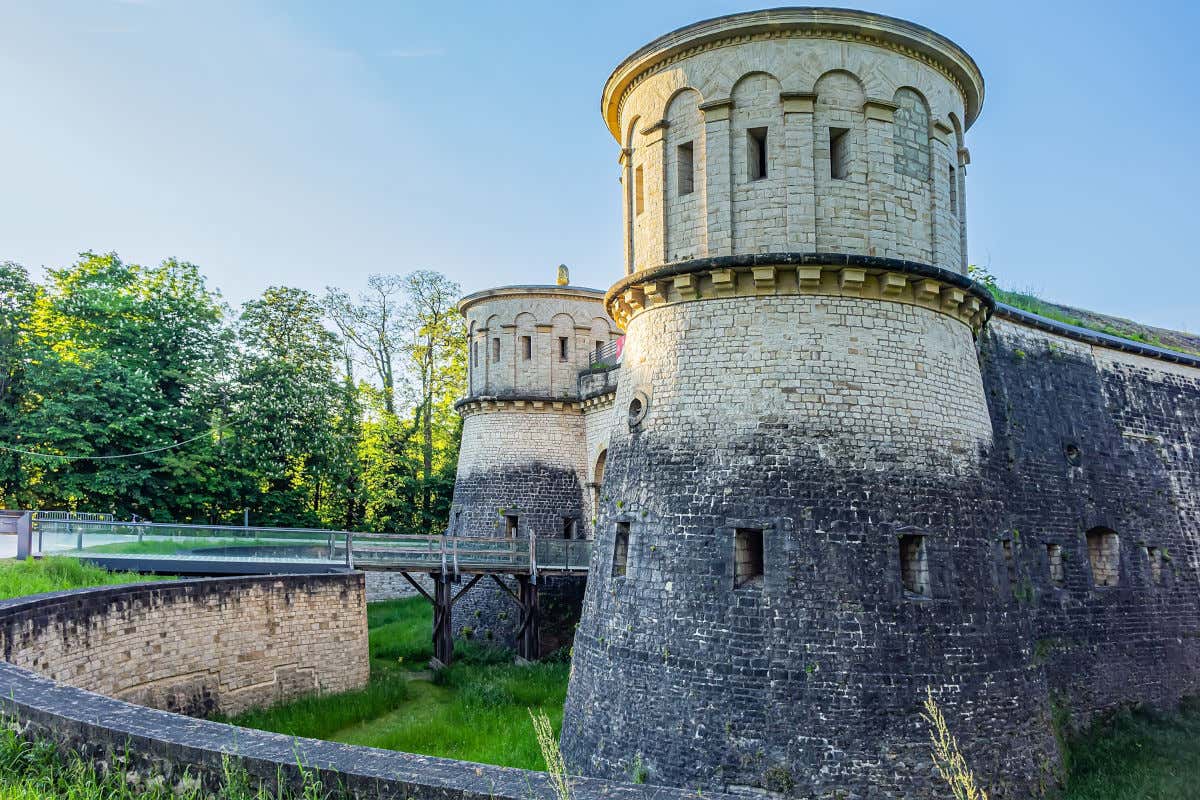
[0,574,369,717]
[607,10,980,275]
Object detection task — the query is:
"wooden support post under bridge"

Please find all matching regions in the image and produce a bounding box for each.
[402,571,482,667]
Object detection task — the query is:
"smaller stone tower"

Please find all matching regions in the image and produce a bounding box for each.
[449,280,621,648]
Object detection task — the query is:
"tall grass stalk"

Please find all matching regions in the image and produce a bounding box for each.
[530,708,572,800]
[921,688,989,800]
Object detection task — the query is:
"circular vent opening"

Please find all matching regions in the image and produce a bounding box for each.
[628,392,649,429]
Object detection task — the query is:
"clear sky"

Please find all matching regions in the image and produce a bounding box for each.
[1,1,1196,331]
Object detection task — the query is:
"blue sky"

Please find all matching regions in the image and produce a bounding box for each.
[1,1,1196,332]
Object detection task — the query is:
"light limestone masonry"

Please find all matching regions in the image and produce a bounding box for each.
[604,8,981,275]
[0,574,368,718]
[616,292,993,471]
[461,286,619,399]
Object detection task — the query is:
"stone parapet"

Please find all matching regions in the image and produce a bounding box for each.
[605,253,993,332]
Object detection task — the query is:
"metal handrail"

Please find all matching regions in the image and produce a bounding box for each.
[33,517,591,575]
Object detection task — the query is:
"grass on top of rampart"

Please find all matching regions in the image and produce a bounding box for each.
[0,556,164,600]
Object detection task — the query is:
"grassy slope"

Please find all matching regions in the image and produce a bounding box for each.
[0,556,161,599]
[1059,704,1200,800]
[993,287,1200,357]
[225,596,568,771]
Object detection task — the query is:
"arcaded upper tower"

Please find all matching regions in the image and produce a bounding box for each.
[605,7,982,275]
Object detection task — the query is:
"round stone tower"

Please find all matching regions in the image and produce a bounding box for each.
[450,283,620,647]
[562,8,1057,798]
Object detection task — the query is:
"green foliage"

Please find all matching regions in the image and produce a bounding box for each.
[0,254,465,537]
[1059,702,1200,799]
[0,556,164,600]
[228,596,569,770]
[0,718,337,799]
[968,263,1199,358]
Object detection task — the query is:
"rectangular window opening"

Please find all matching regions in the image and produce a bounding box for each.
[830,127,850,180]
[1145,546,1164,585]
[634,165,645,216]
[504,514,519,538]
[595,340,604,357]
[558,336,570,362]
[612,522,630,578]
[734,528,764,588]
[521,335,532,361]
[949,164,958,217]
[1087,528,1120,588]
[562,517,578,540]
[747,127,768,181]
[1002,539,1016,588]
[900,534,929,597]
[677,141,695,195]
[491,337,500,363]
[1047,544,1064,588]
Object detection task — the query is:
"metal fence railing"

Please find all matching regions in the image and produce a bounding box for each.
[32,518,591,578]
[588,337,623,369]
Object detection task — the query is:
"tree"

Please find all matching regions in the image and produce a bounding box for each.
[0,262,36,505]
[324,275,406,415]
[224,286,346,527]
[13,253,225,517]
[400,270,466,533]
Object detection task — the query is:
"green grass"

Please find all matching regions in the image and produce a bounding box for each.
[226,596,568,770]
[0,719,336,799]
[82,537,279,555]
[1057,702,1200,799]
[0,556,163,599]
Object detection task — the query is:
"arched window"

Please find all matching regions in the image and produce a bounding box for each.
[1086,527,1120,588]
[893,87,930,180]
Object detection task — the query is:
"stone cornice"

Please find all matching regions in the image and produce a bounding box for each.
[458,285,606,316]
[601,8,985,141]
[604,253,994,335]
[581,389,617,413]
[455,394,583,417]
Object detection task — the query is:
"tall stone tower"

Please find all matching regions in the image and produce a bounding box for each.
[562,8,1057,797]
[450,282,620,646]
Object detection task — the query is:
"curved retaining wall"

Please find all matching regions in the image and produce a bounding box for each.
[0,577,722,800]
[0,574,369,717]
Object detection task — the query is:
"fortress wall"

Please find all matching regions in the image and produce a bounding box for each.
[0,574,368,718]
[563,294,1054,798]
[454,407,588,538]
[583,397,616,536]
[982,318,1200,725]
[614,294,992,469]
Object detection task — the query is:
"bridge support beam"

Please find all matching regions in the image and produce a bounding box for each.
[516,575,540,662]
[432,576,454,666]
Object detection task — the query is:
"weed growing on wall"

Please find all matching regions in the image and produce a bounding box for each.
[530,709,572,800]
[921,688,990,800]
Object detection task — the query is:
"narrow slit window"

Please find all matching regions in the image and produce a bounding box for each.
[504,514,519,538]
[949,164,958,217]
[1087,527,1120,588]
[612,522,630,577]
[472,341,479,367]
[559,336,570,361]
[747,127,768,181]
[900,534,929,597]
[1002,539,1015,588]
[1145,546,1164,585]
[677,141,695,195]
[521,335,532,361]
[1047,544,1064,587]
[491,337,500,363]
[830,127,850,180]
[595,340,604,357]
[734,528,764,588]
[634,165,645,215]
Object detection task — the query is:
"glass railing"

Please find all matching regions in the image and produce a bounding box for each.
[33,519,592,575]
